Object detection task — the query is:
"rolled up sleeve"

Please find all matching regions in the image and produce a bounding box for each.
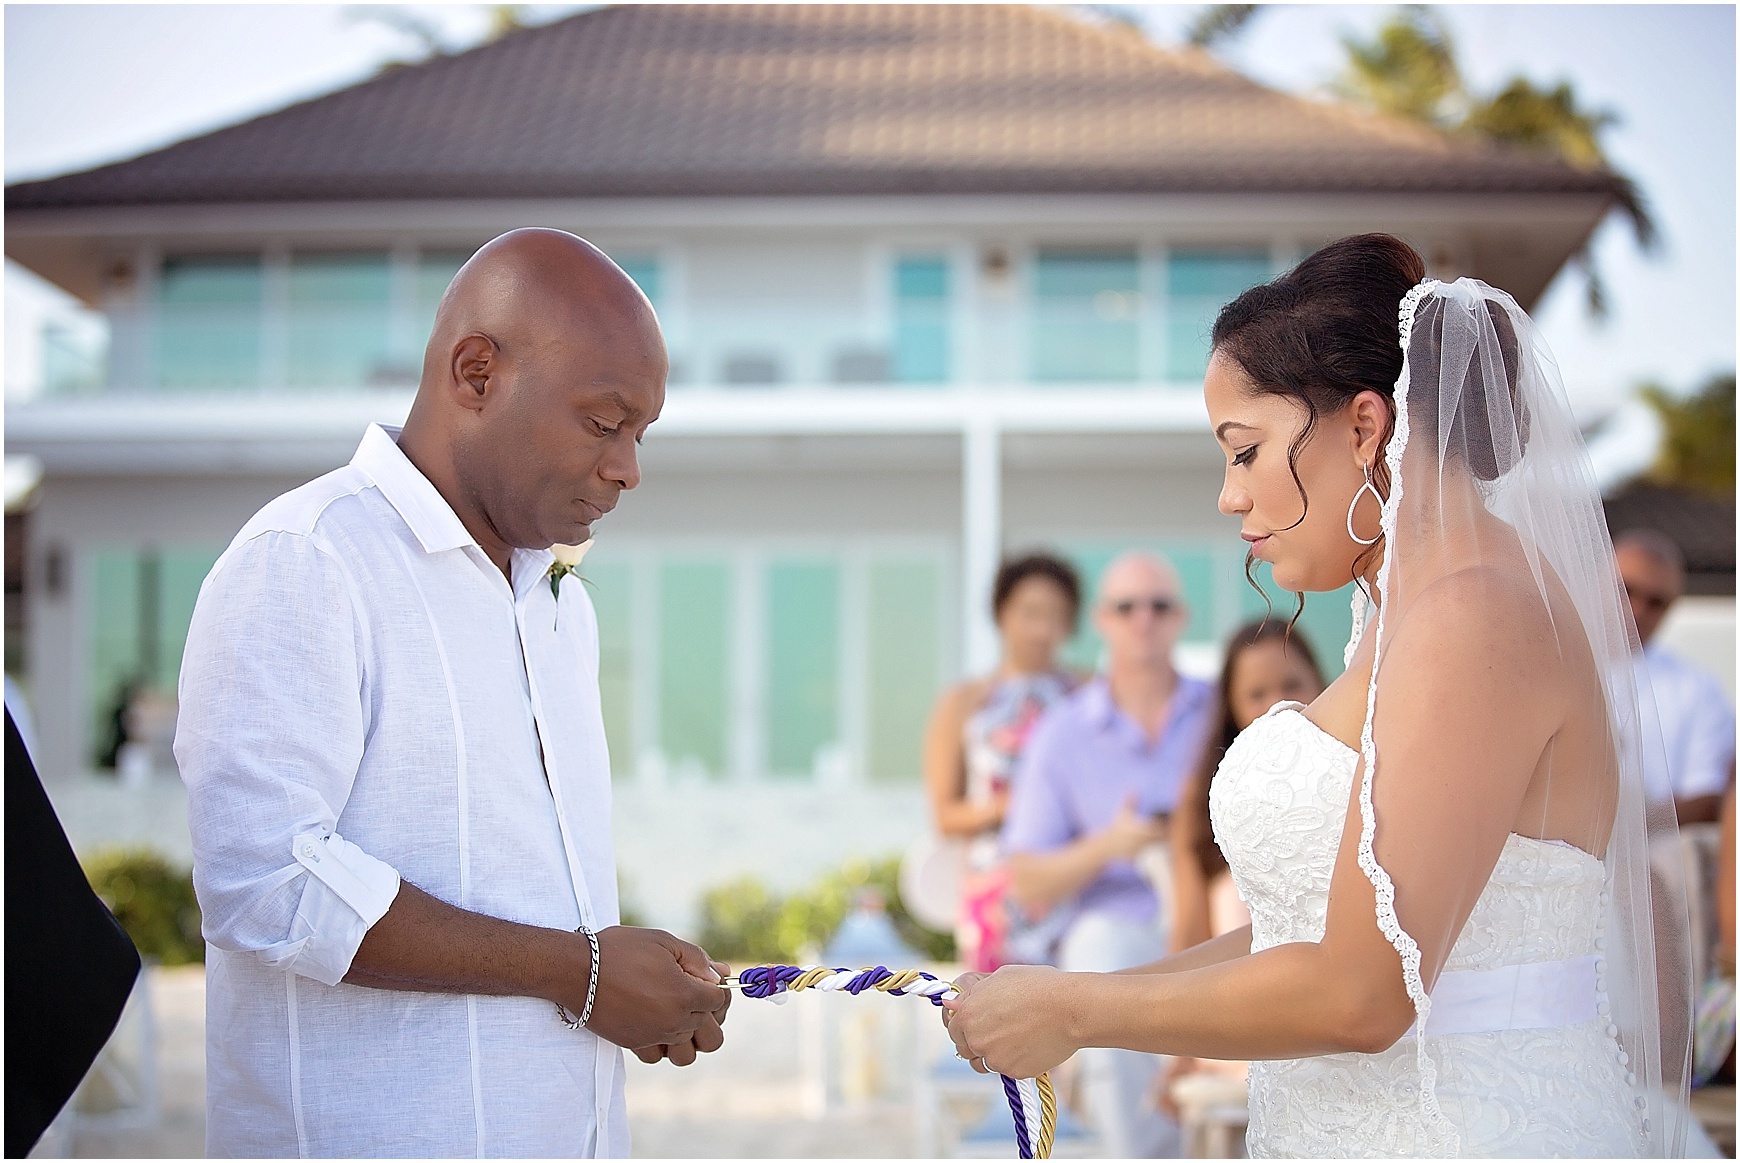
[175,530,400,985]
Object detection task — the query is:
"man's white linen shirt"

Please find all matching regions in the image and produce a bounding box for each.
[175,424,628,1158]
[1635,641,1737,805]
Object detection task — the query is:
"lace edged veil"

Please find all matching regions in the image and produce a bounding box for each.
[1348,277,1693,1156]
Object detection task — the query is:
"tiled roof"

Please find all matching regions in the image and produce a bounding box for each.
[1605,482,1737,596]
[6,4,1622,209]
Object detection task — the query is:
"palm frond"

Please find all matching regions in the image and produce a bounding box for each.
[1187,4,1259,49]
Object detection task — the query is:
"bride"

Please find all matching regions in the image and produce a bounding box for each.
[941,234,1693,1156]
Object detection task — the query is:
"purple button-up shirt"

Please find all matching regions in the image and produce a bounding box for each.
[1001,674,1215,925]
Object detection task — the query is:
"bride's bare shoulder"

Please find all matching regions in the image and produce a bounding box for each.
[1387,562,1563,684]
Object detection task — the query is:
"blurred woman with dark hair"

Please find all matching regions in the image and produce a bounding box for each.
[1169,619,1326,955]
[1157,620,1327,1125]
[918,552,1083,972]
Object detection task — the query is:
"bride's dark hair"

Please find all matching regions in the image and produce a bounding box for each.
[1211,233,1426,516]
[1212,234,1425,606]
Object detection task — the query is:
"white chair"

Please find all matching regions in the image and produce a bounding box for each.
[1171,1070,1249,1158]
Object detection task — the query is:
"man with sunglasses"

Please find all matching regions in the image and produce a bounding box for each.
[999,551,1214,1157]
[1616,529,1735,825]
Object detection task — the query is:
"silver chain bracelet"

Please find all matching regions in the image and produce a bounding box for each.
[555,925,600,1031]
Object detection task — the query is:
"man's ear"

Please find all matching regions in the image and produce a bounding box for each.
[449,333,499,413]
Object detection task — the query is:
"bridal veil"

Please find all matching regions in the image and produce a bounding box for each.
[1349,277,1694,1155]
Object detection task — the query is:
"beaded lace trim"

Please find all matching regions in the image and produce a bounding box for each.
[1353,278,1461,1156]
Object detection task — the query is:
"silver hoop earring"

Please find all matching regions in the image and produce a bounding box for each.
[1346,463,1382,546]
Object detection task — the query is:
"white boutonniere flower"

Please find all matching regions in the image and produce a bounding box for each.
[545,539,593,628]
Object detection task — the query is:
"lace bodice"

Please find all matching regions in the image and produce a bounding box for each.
[1209,702,1647,1157]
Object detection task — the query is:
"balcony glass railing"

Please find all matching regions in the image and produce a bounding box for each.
[52,244,1276,396]
[41,320,109,396]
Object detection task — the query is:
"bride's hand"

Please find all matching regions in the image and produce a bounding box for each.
[938,971,986,1033]
[941,965,1078,1079]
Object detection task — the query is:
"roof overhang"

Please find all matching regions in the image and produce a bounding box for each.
[6,189,1614,309]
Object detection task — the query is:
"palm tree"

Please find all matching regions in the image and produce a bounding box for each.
[353,5,538,74]
[1186,5,1260,50]
[1335,7,1656,318]
[1639,374,1736,498]
[1332,6,1464,127]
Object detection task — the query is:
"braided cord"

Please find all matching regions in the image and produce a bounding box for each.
[732,964,1054,1158]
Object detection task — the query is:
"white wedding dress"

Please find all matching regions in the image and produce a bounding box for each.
[1210,701,1648,1158]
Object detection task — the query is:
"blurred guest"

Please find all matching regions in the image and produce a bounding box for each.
[1617,529,1736,823]
[922,553,1081,972]
[1692,776,1735,1087]
[1156,620,1326,1122]
[1169,619,1326,955]
[1001,551,1214,1157]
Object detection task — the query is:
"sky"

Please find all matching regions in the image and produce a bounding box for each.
[4,2,1735,416]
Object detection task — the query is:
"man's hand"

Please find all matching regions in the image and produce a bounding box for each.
[1098,793,1169,862]
[629,958,732,1067]
[344,882,730,1063]
[578,928,730,1055]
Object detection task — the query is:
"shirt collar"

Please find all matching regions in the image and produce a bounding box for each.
[1084,671,1209,730]
[1083,677,1118,728]
[351,424,478,555]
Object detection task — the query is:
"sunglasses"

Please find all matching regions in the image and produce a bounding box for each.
[1109,597,1177,618]
[1623,585,1674,614]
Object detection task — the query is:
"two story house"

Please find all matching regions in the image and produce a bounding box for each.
[5,3,1621,927]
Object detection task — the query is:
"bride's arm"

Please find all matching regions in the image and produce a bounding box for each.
[945,574,1563,1077]
[1117,925,1251,975]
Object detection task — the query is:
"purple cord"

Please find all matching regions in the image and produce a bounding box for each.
[736,966,1032,1156]
[738,965,950,1005]
[1002,1073,1032,1159]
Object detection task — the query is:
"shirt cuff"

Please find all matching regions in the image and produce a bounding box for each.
[278,830,401,986]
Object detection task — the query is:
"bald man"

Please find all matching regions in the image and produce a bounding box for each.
[175,230,728,1157]
[1000,551,1214,1157]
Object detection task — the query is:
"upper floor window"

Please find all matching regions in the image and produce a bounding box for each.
[1032,247,1140,383]
[1165,247,1272,383]
[892,255,950,384]
[287,251,392,388]
[415,250,474,354]
[154,255,263,390]
[611,253,661,306]
[149,246,486,392]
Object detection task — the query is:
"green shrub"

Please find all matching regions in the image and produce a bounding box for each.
[697,875,787,963]
[695,855,955,966]
[84,847,204,966]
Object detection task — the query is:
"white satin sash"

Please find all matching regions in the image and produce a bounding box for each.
[1409,954,1600,1037]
